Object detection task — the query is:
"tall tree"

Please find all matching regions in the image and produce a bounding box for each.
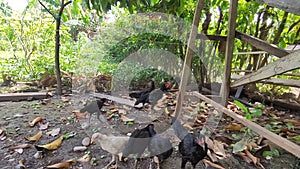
[38,0,72,95]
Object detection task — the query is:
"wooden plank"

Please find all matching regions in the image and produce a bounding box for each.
[235,31,289,58]
[174,0,204,118]
[231,74,300,88]
[192,91,300,158]
[92,93,135,107]
[261,78,300,87]
[256,0,300,15]
[0,92,49,102]
[220,0,238,106]
[196,34,227,41]
[233,51,268,55]
[231,50,300,87]
[232,70,300,77]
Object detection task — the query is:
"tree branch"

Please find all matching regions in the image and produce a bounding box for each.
[38,0,56,19]
[59,1,72,16]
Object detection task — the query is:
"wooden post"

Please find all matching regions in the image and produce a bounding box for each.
[174,0,204,118]
[220,0,238,106]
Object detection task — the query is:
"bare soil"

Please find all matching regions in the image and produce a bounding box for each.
[0,95,299,169]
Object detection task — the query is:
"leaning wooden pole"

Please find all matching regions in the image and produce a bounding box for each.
[192,91,300,158]
[174,0,204,118]
[220,0,238,106]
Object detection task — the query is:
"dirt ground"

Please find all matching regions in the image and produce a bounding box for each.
[0,94,299,169]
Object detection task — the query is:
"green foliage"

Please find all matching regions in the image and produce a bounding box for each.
[107,33,182,63]
[234,100,265,120]
[232,138,247,153]
[234,100,251,120]
[263,149,280,159]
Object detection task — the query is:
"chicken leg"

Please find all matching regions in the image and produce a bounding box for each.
[103,154,117,169]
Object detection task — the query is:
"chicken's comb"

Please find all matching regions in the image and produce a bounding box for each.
[165,81,171,88]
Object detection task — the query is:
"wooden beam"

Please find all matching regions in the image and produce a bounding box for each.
[256,0,300,16]
[235,31,290,58]
[231,50,300,87]
[92,93,135,107]
[232,74,300,88]
[192,91,300,158]
[233,51,268,55]
[174,0,204,118]
[196,34,227,41]
[232,70,300,77]
[220,0,238,106]
[0,92,49,102]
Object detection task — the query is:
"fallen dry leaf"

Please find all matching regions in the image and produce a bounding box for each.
[215,135,233,145]
[283,119,300,126]
[247,142,258,149]
[106,114,114,120]
[35,136,63,151]
[46,128,61,137]
[164,108,170,115]
[0,129,6,140]
[72,110,89,120]
[207,149,218,162]
[225,124,243,131]
[109,105,119,109]
[29,117,43,127]
[8,144,32,151]
[119,114,134,122]
[184,106,194,113]
[110,109,118,113]
[118,109,127,114]
[205,136,214,150]
[41,99,51,105]
[213,140,227,158]
[203,159,225,169]
[39,121,49,130]
[61,97,71,102]
[77,153,91,163]
[183,122,194,130]
[245,149,258,164]
[25,131,42,141]
[236,152,252,163]
[46,159,75,168]
[16,160,26,169]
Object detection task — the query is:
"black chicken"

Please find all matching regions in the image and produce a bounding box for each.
[133,81,171,107]
[80,98,106,123]
[179,132,207,169]
[171,117,208,169]
[129,80,155,99]
[148,125,173,169]
[122,124,154,169]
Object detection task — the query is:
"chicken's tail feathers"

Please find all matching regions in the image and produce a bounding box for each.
[129,92,141,98]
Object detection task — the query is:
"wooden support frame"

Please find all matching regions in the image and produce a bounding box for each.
[231,50,300,88]
[220,0,238,106]
[192,91,300,158]
[232,74,300,88]
[174,0,204,118]
[235,31,290,58]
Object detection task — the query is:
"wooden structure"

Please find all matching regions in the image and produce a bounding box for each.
[0,92,49,102]
[173,0,300,158]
